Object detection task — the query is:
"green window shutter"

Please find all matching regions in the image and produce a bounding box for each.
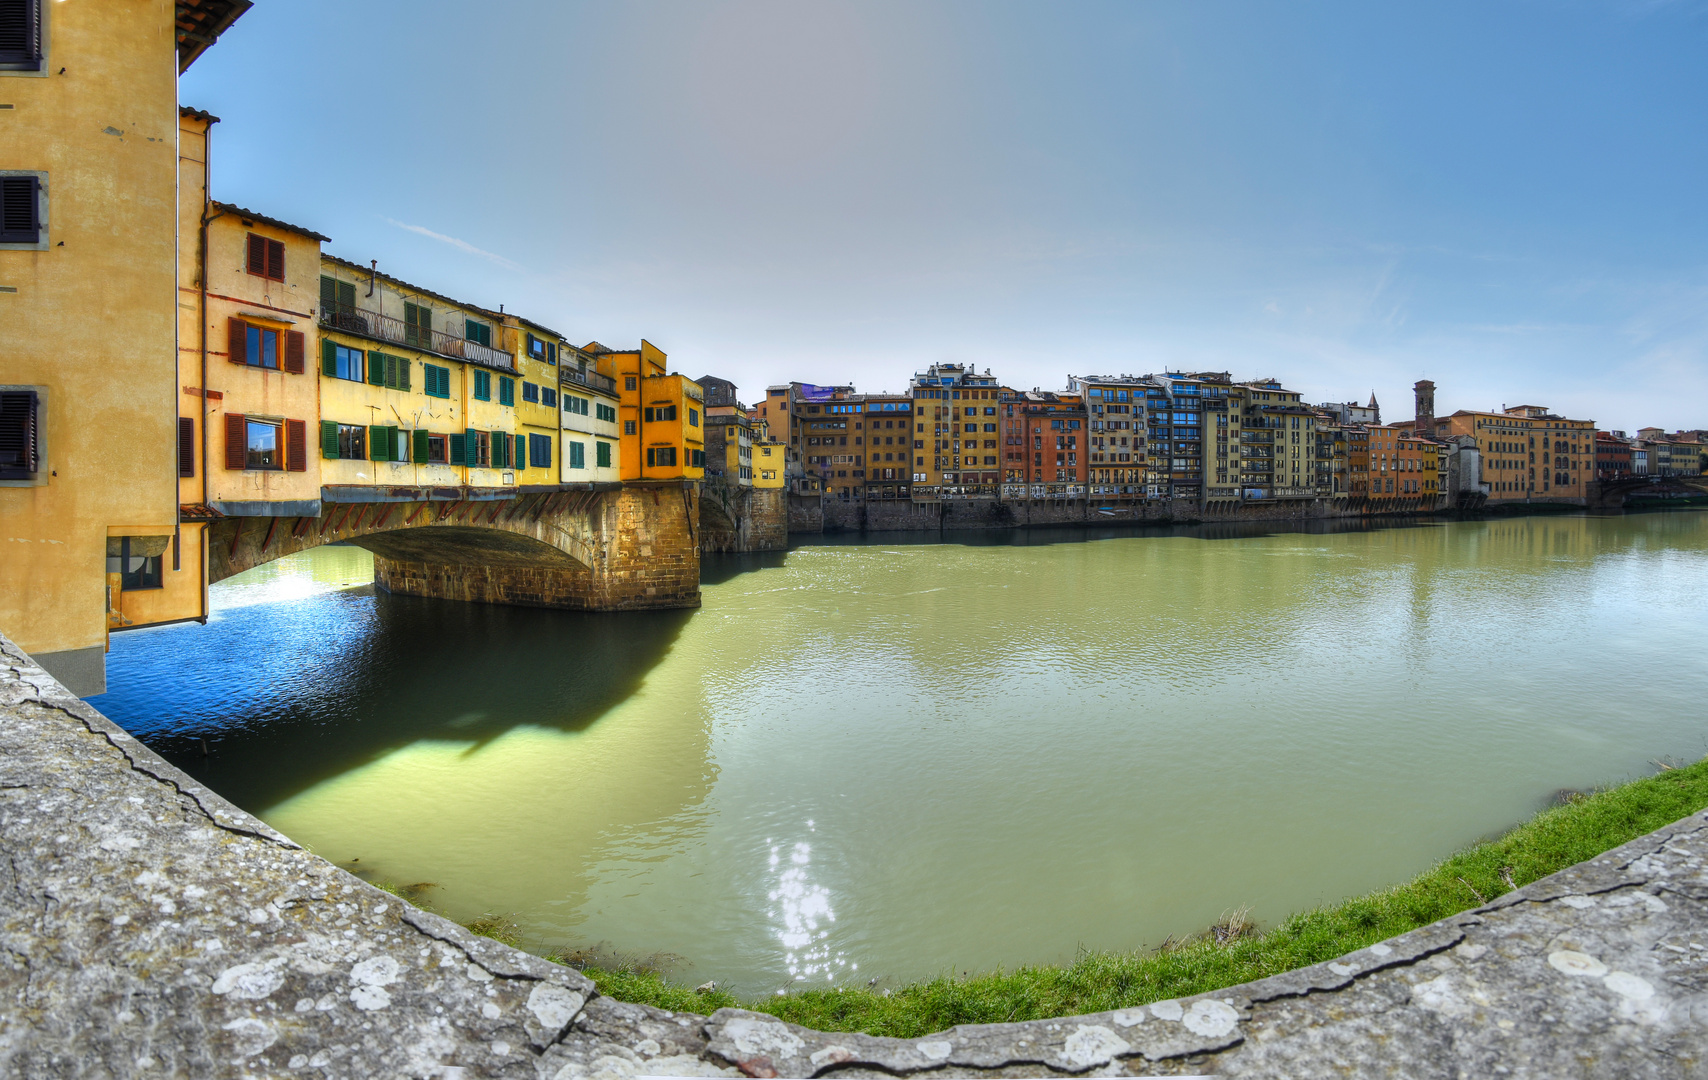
[597,440,611,468]
[400,358,410,392]
[368,351,386,386]
[413,428,429,464]
[320,275,337,309]
[321,339,337,377]
[492,430,506,468]
[321,421,340,459]
[450,433,465,466]
[465,428,478,466]
[369,425,388,461]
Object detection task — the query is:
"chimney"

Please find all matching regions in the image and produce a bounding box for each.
[1414,379,1435,435]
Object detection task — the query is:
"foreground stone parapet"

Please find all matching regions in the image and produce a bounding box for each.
[2,629,1705,1077]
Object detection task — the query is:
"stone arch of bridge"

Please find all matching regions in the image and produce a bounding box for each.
[207,491,607,587]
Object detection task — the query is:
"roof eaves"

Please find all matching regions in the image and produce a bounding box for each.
[321,252,501,319]
[213,202,331,243]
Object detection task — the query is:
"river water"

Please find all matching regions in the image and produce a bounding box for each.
[96,512,1708,993]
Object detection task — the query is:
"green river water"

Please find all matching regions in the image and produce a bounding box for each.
[98,511,1708,994]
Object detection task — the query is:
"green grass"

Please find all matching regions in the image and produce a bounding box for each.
[530,755,1708,1038]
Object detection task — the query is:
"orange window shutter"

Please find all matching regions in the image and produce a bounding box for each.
[285,419,307,471]
[224,413,247,470]
[228,318,247,364]
[284,331,305,374]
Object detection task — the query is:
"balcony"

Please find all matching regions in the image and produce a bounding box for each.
[562,365,618,396]
[320,302,514,370]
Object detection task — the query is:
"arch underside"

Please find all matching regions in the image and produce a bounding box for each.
[344,525,592,572]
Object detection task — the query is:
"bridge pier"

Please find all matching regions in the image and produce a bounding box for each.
[204,482,700,612]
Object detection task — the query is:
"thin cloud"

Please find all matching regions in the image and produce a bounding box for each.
[383,218,524,272]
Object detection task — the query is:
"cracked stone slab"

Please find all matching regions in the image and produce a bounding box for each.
[4,630,1708,1077]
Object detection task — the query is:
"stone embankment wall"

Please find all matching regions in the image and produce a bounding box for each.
[698,487,787,554]
[806,496,1342,534]
[4,632,1704,1078]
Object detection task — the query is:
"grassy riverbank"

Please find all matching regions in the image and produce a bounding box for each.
[468,756,1708,1039]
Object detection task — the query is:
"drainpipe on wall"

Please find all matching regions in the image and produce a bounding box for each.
[197,127,228,625]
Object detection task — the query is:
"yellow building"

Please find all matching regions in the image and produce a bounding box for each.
[503,316,569,486]
[587,341,705,482]
[752,442,785,487]
[1439,406,1595,503]
[0,2,247,694]
[316,256,522,493]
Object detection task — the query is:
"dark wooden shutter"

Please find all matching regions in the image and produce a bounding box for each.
[285,419,307,471]
[0,0,42,69]
[224,413,247,470]
[0,175,38,243]
[228,318,247,364]
[321,420,340,459]
[266,239,285,281]
[321,339,337,377]
[0,390,37,478]
[177,417,195,478]
[413,429,429,464]
[246,234,266,276]
[285,331,305,374]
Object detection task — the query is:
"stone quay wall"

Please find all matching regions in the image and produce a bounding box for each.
[4,632,1706,1078]
[698,487,788,554]
[810,496,1345,534]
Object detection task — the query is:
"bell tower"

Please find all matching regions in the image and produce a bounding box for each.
[1414,380,1435,436]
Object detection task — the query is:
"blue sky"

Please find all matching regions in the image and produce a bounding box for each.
[184,1,1708,430]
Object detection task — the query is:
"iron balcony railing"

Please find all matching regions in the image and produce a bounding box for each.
[561,365,618,395]
[320,302,515,370]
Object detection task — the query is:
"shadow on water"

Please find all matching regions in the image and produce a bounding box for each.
[94,588,693,813]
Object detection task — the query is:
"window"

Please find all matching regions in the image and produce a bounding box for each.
[423,364,451,398]
[471,430,491,468]
[527,333,547,360]
[625,376,637,391]
[689,407,700,427]
[596,402,616,423]
[596,440,612,468]
[499,377,515,406]
[319,341,364,382]
[0,390,40,479]
[624,420,636,435]
[565,395,590,416]
[0,0,43,70]
[1,175,42,245]
[474,370,491,401]
[178,417,194,478]
[108,538,162,592]
[426,434,447,464]
[691,449,706,467]
[367,352,409,391]
[528,432,552,468]
[246,419,280,469]
[644,405,677,422]
[568,441,586,469]
[404,301,432,348]
[319,422,364,460]
[522,382,540,404]
[646,446,678,467]
[246,233,285,282]
[542,387,558,408]
[465,319,492,347]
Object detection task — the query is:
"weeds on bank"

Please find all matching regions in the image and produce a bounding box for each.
[476,756,1708,1039]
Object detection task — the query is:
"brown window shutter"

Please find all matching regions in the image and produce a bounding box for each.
[228,318,247,364]
[246,234,266,276]
[224,413,247,470]
[284,330,305,373]
[267,239,285,281]
[285,419,307,472]
[178,417,195,478]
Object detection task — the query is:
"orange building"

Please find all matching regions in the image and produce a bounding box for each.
[1003,391,1089,495]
